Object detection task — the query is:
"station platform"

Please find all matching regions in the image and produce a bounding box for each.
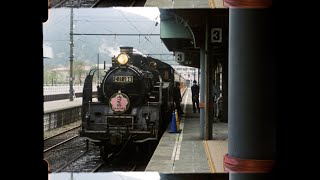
[145,88,228,173]
[44,97,83,113]
[43,88,228,173]
[43,97,84,139]
[144,0,225,8]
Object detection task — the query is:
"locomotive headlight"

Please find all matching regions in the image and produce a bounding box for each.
[149,61,157,70]
[116,53,129,65]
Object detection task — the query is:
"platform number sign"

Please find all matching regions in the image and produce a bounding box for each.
[175,52,185,63]
[211,28,222,43]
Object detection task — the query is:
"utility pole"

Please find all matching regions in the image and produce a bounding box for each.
[51,72,54,86]
[97,53,99,84]
[69,5,74,101]
[193,68,196,81]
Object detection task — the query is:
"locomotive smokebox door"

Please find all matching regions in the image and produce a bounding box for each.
[110,133,122,145]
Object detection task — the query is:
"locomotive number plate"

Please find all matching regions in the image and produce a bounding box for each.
[113,76,133,83]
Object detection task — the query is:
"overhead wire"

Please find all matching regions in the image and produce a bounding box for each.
[44,8,175,66]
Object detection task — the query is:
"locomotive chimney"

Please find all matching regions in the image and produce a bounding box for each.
[120,47,133,54]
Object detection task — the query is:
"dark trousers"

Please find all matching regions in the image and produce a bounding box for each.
[192,98,200,112]
[175,101,183,114]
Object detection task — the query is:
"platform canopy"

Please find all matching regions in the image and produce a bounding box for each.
[159,9,228,68]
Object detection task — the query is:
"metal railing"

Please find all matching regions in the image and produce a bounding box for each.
[43,84,97,95]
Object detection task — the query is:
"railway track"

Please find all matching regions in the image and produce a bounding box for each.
[53,0,101,8]
[44,126,81,152]
[44,122,150,172]
[44,135,79,153]
[93,0,136,7]
[54,144,103,172]
[52,0,146,8]
[50,138,149,172]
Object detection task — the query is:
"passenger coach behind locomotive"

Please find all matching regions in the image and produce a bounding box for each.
[80,47,184,157]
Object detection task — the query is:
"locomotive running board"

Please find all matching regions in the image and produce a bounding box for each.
[133,137,158,143]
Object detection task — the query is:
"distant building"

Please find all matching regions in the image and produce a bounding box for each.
[43,45,53,59]
[171,65,198,82]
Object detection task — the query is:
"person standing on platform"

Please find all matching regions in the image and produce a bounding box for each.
[212,80,220,118]
[191,80,200,113]
[174,82,184,115]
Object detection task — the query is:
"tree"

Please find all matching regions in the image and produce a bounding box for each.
[51,71,60,85]
[43,68,51,85]
[43,66,62,85]
[73,60,87,85]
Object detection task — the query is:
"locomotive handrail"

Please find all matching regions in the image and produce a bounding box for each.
[159,75,163,105]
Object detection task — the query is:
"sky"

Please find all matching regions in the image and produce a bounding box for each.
[114,7,160,23]
[44,7,160,26]
[43,7,175,67]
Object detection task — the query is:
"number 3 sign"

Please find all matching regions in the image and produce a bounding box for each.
[211,28,222,43]
[175,52,185,63]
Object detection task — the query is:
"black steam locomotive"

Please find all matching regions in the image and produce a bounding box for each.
[80,47,186,158]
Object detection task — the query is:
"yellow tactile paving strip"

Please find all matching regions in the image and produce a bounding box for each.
[204,140,228,173]
[208,0,227,8]
[204,140,216,172]
[208,0,215,8]
[214,0,225,8]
